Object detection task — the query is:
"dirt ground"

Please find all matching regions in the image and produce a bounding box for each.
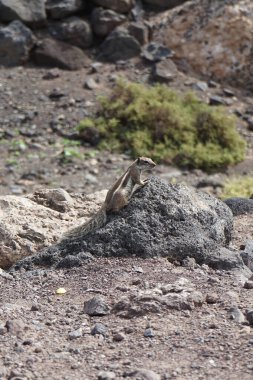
[1,57,253,380]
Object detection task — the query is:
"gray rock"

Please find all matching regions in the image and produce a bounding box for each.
[154,59,178,83]
[0,0,46,26]
[205,293,219,304]
[240,240,253,271]
[29,188,73,213]
[193,81,209,92]
[228,307,245,323]
[144,328,155,338]
[244,281,253,289]
[68,327,83,340]
[46,0,84,19]
[0,20,35,67]
[112,332,125,341]
[33,38,88,70]
[209,95,226,106]
[125,368,161,380]
[84,77,99,90]
[92,0,134,13]
[98,27,141,62]
[224,198,253,216]
[246,310,253,325]
[91,323,107,336]
[128,22,150,45]
[98,371,116,380]
[84,296,110,316]
[48,17,93,49]
[13,178,246,273]
[204,247,246,272]
[142,42,174,62]
[92,8,126,37]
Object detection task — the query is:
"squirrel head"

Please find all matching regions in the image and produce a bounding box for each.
[136,157,156,170]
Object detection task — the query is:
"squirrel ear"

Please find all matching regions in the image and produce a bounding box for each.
[137,157,140,164]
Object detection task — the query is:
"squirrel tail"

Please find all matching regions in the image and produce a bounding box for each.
[60,206,107,242]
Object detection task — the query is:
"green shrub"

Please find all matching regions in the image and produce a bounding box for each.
[221,176,253,199]
[77,81,246,171]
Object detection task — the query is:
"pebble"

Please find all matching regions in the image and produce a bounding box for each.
[125,368,161,380]
[68,328,83,340]
[98,371,116,380]
[112,332,125,342]
[144,328,155,338]
[206,293,219,304]
[244,281,253,289]
[91,323,107,336]
[228,307,245,323]
[209,95,225,106]
[246,310,253,325]
[84,77,98,90]
[84,296,110,316]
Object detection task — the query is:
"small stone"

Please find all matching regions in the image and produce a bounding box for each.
[244,281,253,289]
[144,328,154,338]
[206,293,219,304]
[193,81,208,92]
[113,332,125,342]
[154,59,178,83]
[91,323,107,336]
[133,266,143,273]
[209,95,225,106]
[98,370,116,380]
[246,310,253,325]
[31,304,40,311]
[126,368,161,380]
[68,328,83,340]
[84,77,98,90]
[223,88,235,97]
[182,257,197,269]
[228,307,245,323]
[142,42,174,62]
[84,296,110,316]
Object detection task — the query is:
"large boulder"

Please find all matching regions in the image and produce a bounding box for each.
[11,178,248,275]
[0,0,46,26]
[33,37,90,70]
[156,0,253,90]
[98,27,141,62]
[92,0,134,14]
[0,20,35,66]
[45,0,84,19]
[48,17,93,49]
[91,7,126,37]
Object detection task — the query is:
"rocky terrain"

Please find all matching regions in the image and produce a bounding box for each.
[1,0,253,379]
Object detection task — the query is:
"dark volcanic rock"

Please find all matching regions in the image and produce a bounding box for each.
[224,197,253,216]
[91,7,126,37]
[143,0,189,10]
[0,0,46,26]
[45,0,84,20]
[92,0,134,14]
[12,178,246,273]
[98,27,141,62]
[0,20,35,66]
[48,17,93,49]
[33,38,89,70]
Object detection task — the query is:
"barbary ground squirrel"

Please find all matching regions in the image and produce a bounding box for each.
[60,157,156,241]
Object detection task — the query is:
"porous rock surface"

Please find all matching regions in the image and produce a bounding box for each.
[0,188,106,268]
[11,178,246,273]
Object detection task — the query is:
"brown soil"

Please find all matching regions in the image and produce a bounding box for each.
[1,54,253,380]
